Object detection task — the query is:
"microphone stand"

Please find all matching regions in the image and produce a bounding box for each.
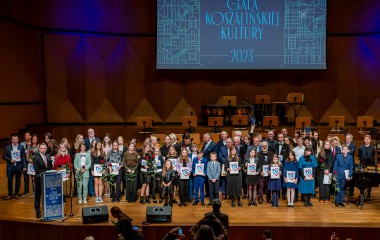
[62,169,76,222]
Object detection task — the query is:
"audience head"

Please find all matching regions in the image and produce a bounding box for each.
[194,225,217,240]
[262,229,272,240]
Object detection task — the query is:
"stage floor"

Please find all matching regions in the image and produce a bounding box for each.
[1,189,380,228]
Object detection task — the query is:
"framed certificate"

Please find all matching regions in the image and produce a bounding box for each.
[27,163,35,175]
[221,164,227,176]
[93,164,103,176]
[141,160,147,172]
[180,167,190,179]
[323,173,332,184]
[58,169,69,181]
[262,165,269,176]
[247,163,257,176]
[229,162,239,174]
[195,163,204,175]
[110,163,119,175]
[304,167,313,180]
[11,150,21,162]
[169,158,177,168]
[286,171,296,183]
[344,169,350,179]
[270,165,280,179]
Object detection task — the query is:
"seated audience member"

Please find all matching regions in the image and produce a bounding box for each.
[205,199,229,229]
[189,214,227,240]
[194,225,218,240]
[162,227,185,240]
[110,206,144,240]
[262,229,272,240]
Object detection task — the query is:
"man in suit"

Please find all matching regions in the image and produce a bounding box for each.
[202,133,218,162]
[264,130,278,153]
[33,143,53,218]
[344,134,356,157]
[3,134,27,200]
[333,145,353,207]
[216,131,228,152]
[205,199,229,229]
[218,138,233,199]
[20,131,31,196]
[84,128,100,151]
[232,136,243,158]
[257,141,274,204]
[206,152,221,205]
[275,133,290,200]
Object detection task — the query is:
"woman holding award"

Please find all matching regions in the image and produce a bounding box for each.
[107,140,123,202]
[298,146,317,207]
[226,147,243,207]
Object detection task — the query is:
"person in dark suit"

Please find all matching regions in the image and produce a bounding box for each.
[2,134,27,200]
[205,199,229,229]
[264,130,278,153]
[216,131,228,152]
[206,152,221,205]
[84,128,100,151]
[202,133,218,162]
[333,145,354,207]
[33,143,53,218]
[218,138,233,199]
[275,133,290,200]
[343,134,356,157]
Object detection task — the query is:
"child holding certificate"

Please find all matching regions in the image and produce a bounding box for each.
[177,148,192,206]
[166,146,179,204]
[298,146,317,207]
[268,155,282,207]
[226,147,243,207]
[191,149,207,206]
[283,151,299,207]
[162,160,175,206]
[152,147,165,203]
[244,148,260,206]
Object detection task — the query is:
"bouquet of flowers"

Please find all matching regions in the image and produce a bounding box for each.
[76,165,86,183]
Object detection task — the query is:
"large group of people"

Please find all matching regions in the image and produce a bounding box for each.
[2,125,376,219]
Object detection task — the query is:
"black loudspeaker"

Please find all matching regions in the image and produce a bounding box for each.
[146,206,172,223]
[82,205,109,224]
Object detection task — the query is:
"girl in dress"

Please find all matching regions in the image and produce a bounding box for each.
[268,155,282,207]
[54,143,72,203]
[123,141,139,202]
[166,146,179,203]
[298,146,318,207]
[91,141,106,203]
[226,147,243,207]
[317,141,334,202]
[102,134,112,196]
[27,134,39,194]
[283,151,299,207]
[177,148,192,206]
[140,144,153,204]
[74,143,91,204]
[244,148,260,206]
[162,159,175,206]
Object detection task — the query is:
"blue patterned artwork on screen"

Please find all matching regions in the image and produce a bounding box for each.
[157,0,326,69]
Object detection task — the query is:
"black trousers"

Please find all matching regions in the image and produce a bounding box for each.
[34,177,42,213]
[111,172,122,199]
[179,179,189,203]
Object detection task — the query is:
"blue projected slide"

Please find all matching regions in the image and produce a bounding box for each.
[157,0,326,69]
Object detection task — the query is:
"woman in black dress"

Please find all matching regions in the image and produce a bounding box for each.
[226,147,243,207]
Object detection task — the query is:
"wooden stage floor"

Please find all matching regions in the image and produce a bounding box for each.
[1,189,380,240]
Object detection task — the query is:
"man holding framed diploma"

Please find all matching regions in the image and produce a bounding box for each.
[257,142,274,204]
[298,146,317,207]
[333,145,353,207]
[2,134,27,200]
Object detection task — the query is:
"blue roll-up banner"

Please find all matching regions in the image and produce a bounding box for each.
[43,171,64,221]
